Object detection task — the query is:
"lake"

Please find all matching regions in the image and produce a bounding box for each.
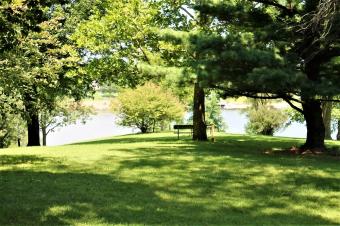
[46,110,308,146]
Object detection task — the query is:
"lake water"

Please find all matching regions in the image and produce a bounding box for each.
[47,110,308,146]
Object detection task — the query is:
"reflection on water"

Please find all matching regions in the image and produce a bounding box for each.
[48,110,308,146]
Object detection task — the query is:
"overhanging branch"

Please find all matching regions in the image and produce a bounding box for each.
[249,0,298,15]
[282,96,303,113]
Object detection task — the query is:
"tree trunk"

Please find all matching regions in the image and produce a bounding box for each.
[301,99,325,151]
[140,126,148,133]
[321,101,332,140]
[192,82,207,141]
[42,127,47,146]
[27,112,40,146]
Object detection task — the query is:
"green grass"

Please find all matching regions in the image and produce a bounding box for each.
[1,133,340,225]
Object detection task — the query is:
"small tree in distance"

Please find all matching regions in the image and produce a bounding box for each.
[40,100,93,146]
[112,83,185,133]
[245,105,288,136]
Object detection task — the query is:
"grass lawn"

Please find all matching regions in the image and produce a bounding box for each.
[1,133,340,225]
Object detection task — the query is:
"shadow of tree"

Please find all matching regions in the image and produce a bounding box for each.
[71,133,189,146]
[1,133,340,225]
[0,155,49,165]
[1,168,338,225]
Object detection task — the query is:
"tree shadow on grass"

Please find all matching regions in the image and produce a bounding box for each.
[0,155,48,165]
[1,169,338,226]
[1,154,339,225]
[71,133,187,145]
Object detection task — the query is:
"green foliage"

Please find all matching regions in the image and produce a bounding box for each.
[112,83,185,133]
[0,112,16,148]
[0,3,93,112]
[0,91,25,148]
[40,99,93,136]
[285,108,305,125]
[72,0,160,86]
[245,105,288,136]
[205,92,227,131]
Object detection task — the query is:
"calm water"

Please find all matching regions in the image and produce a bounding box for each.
[47,110,307,146]
[221,110,306,138]
[47,113,135,146]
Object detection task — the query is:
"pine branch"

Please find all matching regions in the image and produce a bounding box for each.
[282,97,303,113]
[249,0,298,15]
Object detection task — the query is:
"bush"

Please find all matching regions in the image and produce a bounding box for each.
[205,92,227,131]
[245,105,287,136]
[112,83,185,133]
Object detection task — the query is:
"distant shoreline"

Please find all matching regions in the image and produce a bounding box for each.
[82,98,291,113]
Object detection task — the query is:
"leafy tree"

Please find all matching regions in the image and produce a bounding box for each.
[40,99,92,146]
[72,0,159,87]
[154,1,217,141]
[1,3,95,146]
[245,105,287,136]
[205,92,227,131]
[189,0,340,150]
[73,0,211,141]
[112,83,185,133]
[0,90,26,148]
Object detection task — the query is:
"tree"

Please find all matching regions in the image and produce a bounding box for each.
[112,83,185,133]
[321,101,332,140]
[39,99,92,146]
[189,0,340,150]
[245,105,287,136]
[154,1,216,141]
[205,92,227,131]
[72,0,160,87]
[1,3,95,146]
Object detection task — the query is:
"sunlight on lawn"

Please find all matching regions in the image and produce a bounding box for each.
[1,133,340,225]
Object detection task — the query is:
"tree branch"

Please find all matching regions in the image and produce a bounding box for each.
[179,6,198,23]
[282,97,303,113]
[250,0,298,15]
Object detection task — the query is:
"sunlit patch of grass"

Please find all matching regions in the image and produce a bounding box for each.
[1,133,340,225]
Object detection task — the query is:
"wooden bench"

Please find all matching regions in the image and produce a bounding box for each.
[174,124,216,140]
[173,125,193,139]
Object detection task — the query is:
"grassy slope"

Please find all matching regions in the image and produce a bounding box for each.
[1,133,340,226]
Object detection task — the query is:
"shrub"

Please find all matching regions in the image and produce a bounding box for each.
[112,83,185,133]
[205,92,227,131]
[245,105,287,136]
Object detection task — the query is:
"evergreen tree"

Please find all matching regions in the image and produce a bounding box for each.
[189,0,340,150]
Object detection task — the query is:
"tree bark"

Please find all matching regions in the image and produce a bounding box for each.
[301,99,325,151]
[42,127,47,146]
[27,112,40,146]
[192,82,207,141]
[140,125,148,133]
[321,101,332,140]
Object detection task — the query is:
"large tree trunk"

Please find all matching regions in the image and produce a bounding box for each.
[321,101,332,140]
[27,112,40,146]
[192,82,207,141]
[301,99,325,151]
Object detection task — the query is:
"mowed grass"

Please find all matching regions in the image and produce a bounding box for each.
[1,133,340,226]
